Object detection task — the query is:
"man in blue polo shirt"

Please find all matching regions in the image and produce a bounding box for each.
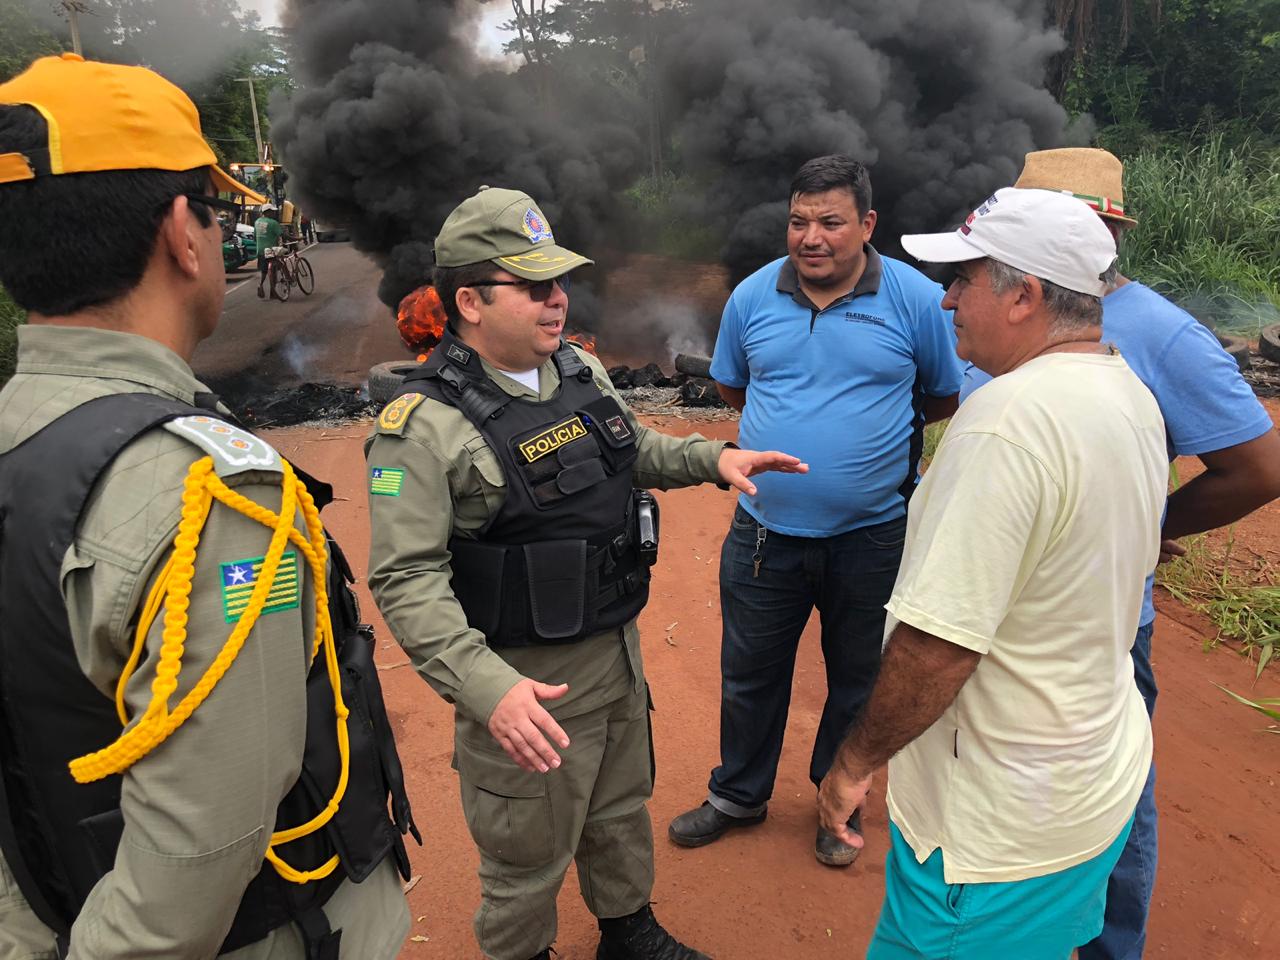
[669,155,963,866]
[961,148,1280,960]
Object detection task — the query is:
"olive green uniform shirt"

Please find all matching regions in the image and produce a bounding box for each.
[0,326,408,960]
[365,345,726,723]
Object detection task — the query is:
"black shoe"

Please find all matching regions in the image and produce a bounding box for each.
[668,801,766,848]
[815,809,863,867]
[525,951,552,960]
[597,906,710,960]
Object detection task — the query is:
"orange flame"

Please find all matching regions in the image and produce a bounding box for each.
[397,285,448,355]
[566,332,598,356]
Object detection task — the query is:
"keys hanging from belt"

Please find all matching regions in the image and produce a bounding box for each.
[752,523,767,578]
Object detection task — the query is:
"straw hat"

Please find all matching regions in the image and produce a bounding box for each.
[1013,148,1138,227]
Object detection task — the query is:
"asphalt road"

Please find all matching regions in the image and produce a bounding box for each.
[192,240,409,391]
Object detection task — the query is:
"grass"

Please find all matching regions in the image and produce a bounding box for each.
[0,285,23,389]
[1120,136,1280,336]
[1155,528,1280,677]
[1214,685,1280,735]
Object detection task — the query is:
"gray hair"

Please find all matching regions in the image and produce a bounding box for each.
[984,258,1110,334]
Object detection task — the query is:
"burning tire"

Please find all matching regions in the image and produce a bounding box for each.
[1260,323,1280,365]
[368,361,422,407]
[1216,333,1251,372]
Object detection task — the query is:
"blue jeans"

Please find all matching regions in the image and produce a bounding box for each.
[1079,620,1158,960]
[707,506,906,815]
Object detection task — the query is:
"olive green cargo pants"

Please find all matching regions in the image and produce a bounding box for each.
[453,682,654,960]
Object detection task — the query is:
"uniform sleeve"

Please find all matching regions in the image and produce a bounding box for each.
[887,432,1059,654]
[709,292,749,388]
[909,278,964,398]
[581,352,726,490]
[1151,320,1274,456]
[364,431,524,724]
[68,475,314,959]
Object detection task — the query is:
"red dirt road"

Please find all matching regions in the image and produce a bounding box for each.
[267,403,1280,960]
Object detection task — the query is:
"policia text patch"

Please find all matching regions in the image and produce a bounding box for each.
[518,416,588,463]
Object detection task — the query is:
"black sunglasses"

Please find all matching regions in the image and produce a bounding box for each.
[467,275,571,302]
[182,193,244,217]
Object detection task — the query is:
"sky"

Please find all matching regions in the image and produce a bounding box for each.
[236,0,517,59]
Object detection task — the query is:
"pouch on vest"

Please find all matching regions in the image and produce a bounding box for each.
[525,540,587,639]
[449,539,508,638]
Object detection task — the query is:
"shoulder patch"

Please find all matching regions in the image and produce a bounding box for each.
[377,392,427,435]
[163,416,281,476]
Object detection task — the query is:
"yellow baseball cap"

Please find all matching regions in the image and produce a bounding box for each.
[0,53,256,197]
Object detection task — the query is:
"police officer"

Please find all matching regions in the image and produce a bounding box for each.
[0,55,416,958]
[366,187,806,960]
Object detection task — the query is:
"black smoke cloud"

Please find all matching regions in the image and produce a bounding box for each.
[274,0,1084,311]
[662,0,1087,283]
[272,0,643,311]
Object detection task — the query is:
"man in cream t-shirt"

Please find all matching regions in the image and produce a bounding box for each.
[816,188,1167,959]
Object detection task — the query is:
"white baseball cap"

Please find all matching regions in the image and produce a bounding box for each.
[901,187,1117,297]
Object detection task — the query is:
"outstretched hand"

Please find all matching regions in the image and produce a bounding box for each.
[717,448,808,496]
[488,678,571,773]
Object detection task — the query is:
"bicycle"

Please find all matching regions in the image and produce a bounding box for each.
[266,240,315,302]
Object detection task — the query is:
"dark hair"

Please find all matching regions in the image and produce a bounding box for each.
[0,104,214,315]
[789,155,873,218]
[432,260,498,328]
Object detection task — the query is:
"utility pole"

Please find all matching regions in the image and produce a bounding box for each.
[61,1,89,56]
[234,77,265,163]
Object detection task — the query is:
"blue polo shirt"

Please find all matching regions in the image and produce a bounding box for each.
[711,249,963,537]
[960,280,1274,625]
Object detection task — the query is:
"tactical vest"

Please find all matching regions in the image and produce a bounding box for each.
[396,330,652,647]
[0,393,420,960]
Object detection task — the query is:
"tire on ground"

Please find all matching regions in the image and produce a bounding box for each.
[368,361,421,407]
[1215,333,1251,372]
[1259,323,1280,365]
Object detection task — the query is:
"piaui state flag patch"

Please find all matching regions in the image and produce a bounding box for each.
[221,552,300,623]
[370,466,405,496]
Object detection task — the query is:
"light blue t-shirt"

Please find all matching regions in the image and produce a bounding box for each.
[960,280,1274,625]
[711,249,963,537]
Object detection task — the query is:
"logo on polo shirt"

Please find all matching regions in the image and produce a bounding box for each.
[843,311,886,326]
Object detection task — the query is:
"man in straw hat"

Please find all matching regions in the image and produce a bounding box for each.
[0,54,416,958]
[963,148,1280,960]
[819,187,1167,958]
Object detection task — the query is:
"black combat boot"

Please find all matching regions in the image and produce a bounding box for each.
[597,905,710,960]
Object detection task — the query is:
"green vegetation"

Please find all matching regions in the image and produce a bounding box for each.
[1214,685,1280,734]
[1,286,24,388]
[1117,139,1280,336]
[1156,530,1280,676]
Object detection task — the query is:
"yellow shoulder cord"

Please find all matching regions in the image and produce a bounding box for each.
[69,455,351,884]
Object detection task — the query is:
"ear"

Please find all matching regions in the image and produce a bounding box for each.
[157,196,204,281]
[1008,274,1044,326]
[861,208,878,242]
[455,286,485,327]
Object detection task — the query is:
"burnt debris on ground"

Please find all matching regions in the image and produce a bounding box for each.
[202,373,377,428]
[607,354,727,412]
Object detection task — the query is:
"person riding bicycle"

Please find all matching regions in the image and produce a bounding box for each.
[254,203,283,299]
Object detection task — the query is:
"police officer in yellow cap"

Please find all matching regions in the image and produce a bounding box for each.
[365,186,807,960]
[0,55,418,958]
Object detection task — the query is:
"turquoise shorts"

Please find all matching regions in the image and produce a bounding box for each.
[867,815,1135,960]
